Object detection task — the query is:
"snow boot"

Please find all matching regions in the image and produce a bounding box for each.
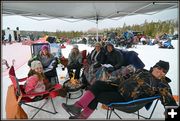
[69,107,94,119]
[62,103,82,116]
[75,90,95,109]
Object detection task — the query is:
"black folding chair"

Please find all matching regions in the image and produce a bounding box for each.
[30,43,59,85]
[31,43,50,57]
[106,96,160,119]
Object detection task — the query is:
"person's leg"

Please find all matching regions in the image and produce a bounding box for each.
[81,72,90,89]
[44,68,58,84]
[97,91,126,104]
[62,81,117,116]
[75,65,81,79]
[69,106,95,119]
[62,90,95,116]
[70,91,126,119]
[67,65,73,78]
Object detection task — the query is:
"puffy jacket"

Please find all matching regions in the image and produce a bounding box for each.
[24,75,46,94]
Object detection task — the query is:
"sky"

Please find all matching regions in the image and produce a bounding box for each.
[2,8,178,32]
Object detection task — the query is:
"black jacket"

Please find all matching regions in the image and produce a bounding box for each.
[105,47,124,70]
[87,48,106,68]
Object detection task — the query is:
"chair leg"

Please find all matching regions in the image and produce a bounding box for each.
[148,99,159,119]
[50,98,58,113]
[22,98,57,119]
[137,110,139,119]
[109,108,113,119]
[112,109,122,119]
[66,92,70,104]
[106,108,109,119]
[132,100,159,119]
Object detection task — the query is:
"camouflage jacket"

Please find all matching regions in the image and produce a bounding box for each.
[117,69,177,107]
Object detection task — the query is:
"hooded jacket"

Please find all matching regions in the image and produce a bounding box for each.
[105,43,124,70]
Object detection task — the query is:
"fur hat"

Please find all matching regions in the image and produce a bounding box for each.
[31,60,43,70]
[94,42,102,47]
[72,44,78,49]
[153,60,169,73]
[41,45,49,51]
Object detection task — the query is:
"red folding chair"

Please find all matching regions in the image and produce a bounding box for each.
[9,65,62,119]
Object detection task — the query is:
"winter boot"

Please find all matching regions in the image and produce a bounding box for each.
[75,90,95,109]
[69,107,94,119]
[62,103,82,116]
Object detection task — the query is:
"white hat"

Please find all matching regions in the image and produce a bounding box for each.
[94,42,102,47]
[72,44,78,49]
[31,60,43,70]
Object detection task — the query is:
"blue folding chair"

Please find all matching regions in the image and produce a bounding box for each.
[106,96,160,119]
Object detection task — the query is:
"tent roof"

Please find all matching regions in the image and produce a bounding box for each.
[2,1,178,21]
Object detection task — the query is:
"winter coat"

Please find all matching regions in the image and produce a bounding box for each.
[115,69,177,106]
[117,49,145,69]
[87,48,106,68]
[105,47,124,70]
[24,75,46,95]
[68,52,82,66]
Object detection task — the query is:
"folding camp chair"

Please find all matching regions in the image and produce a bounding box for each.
[31,43,50,57]
[9,65,62,119]
[106,96,160,119]
[30,43,59,85]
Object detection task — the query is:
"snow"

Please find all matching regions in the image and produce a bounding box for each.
[2,40,179,119]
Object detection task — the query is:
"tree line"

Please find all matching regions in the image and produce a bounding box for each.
[20,19,177,39]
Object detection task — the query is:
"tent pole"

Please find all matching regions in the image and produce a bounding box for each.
[96,16,98,42]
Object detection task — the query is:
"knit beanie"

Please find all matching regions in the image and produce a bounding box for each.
[41,45,49,51]
[106,42,114,47]
[31,60,43,70]
[153,60,169,73]
[73,44,78,49]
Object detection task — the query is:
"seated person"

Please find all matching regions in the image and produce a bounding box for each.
[104,42,124,72]
[25,60,67,98]
[28,45,58,84]
[82,42,106,86]
[62,60,178,119]
[67,45,82,79]
[24,60,51,98]
[87,42,106,68]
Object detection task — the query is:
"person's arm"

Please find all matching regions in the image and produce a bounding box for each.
[24,75,39,94]
[68,53,73,65]
[78,53,83,64]
[158,82,178,107]
[114,50,124,70]
[27,55,38,67]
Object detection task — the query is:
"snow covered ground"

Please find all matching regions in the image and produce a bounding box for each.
[2,40,179,119]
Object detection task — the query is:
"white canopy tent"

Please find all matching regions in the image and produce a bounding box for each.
[2,1,178,40]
